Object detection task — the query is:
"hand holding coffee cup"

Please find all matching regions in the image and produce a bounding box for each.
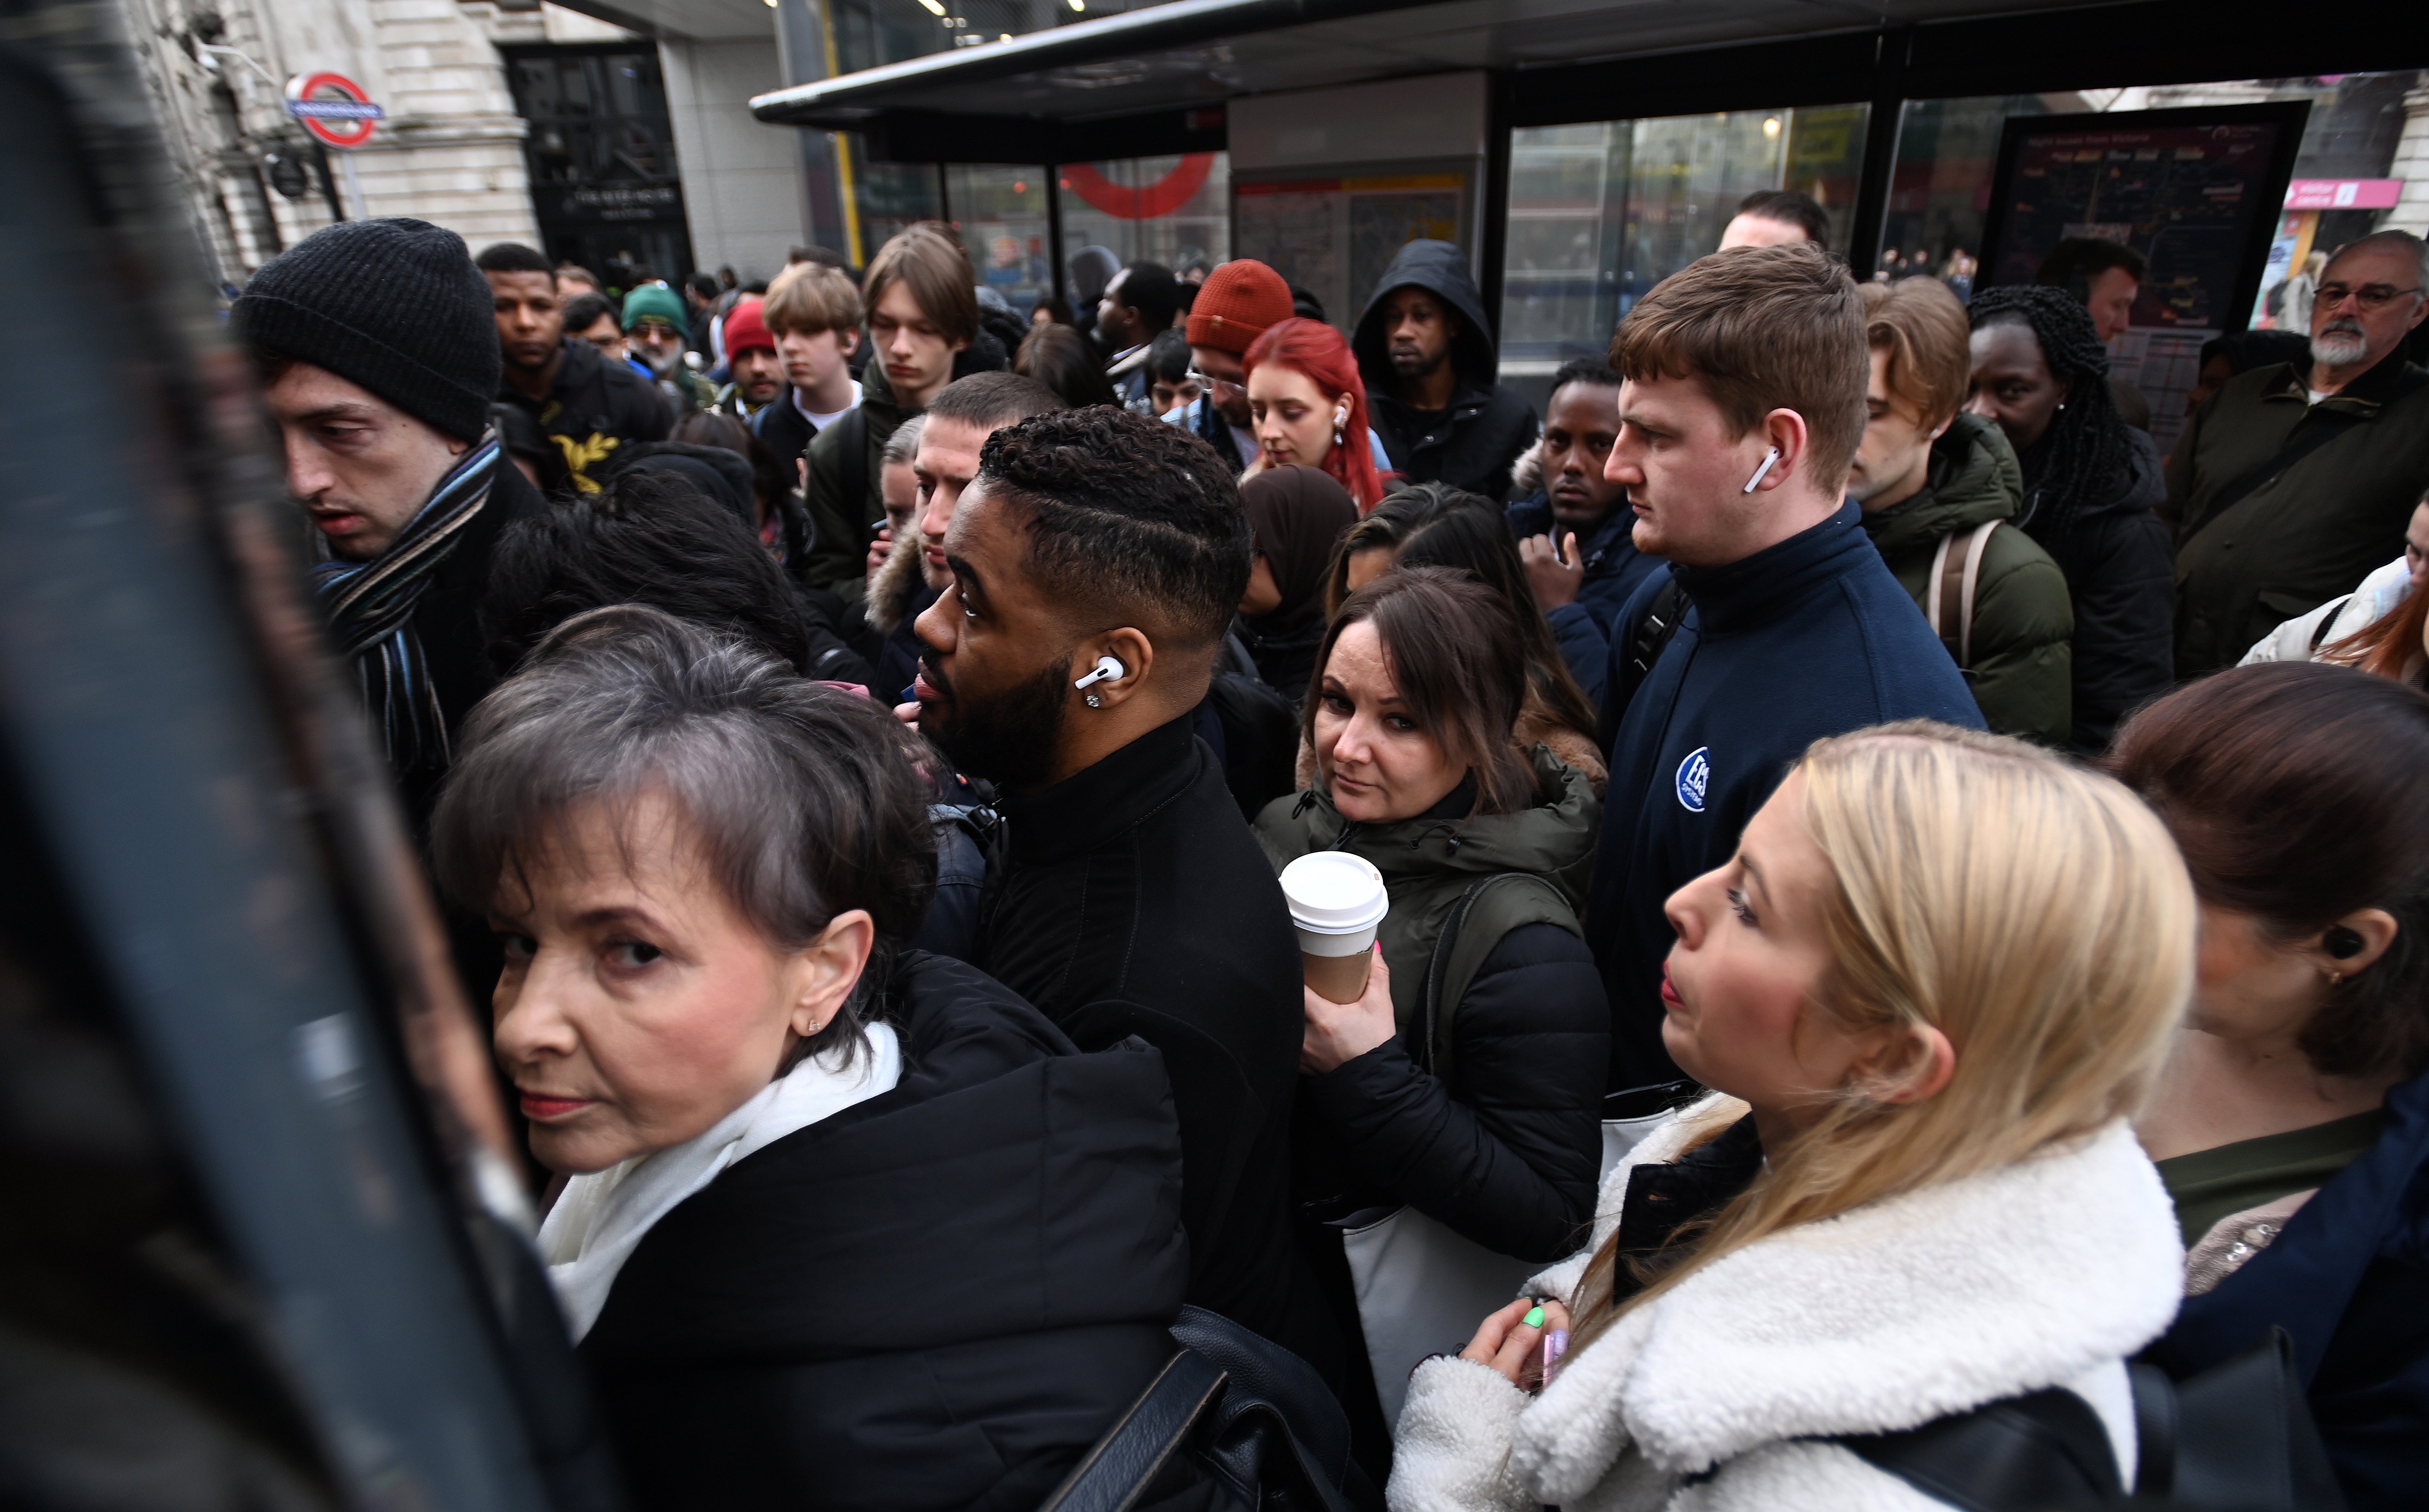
[1281,852,1394,1072]
[1299,943,1394,1074]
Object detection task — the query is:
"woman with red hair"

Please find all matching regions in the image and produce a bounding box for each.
[1244,317,1386,510]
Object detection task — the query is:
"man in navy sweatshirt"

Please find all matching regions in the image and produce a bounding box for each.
[1590,243,1982,1091]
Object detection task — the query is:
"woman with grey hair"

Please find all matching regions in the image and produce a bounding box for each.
[432,604,1188,1510]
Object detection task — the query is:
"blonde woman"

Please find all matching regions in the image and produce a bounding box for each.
[1389,722,2192,1510]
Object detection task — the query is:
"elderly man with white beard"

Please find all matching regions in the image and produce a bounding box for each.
[2169,230,2429,676]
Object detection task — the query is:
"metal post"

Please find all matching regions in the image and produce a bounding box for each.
[1479,75,1514,344]
[1845,27,1913,282]
[1045,161,1066,310]
[936,161,952,226]
[312,140,346,222]
[337,150,369,221]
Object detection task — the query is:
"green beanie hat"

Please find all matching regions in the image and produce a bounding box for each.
[621,283,690,343]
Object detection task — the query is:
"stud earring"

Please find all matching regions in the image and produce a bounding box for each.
[1084,692,1102,708]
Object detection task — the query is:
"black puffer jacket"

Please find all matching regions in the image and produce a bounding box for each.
[580,951,1188,1512]
[1254,749,1609,1263]
[1351,241,1539,503]
[2015,423,2174,752]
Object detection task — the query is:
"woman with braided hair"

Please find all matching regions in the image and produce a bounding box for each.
[1967,284,2175,751]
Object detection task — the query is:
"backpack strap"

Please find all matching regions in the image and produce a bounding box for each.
[836,406,872,532]
[1602,577,1691,752]
[1927,521,2002,670]
[1035,1349,1228,1512]
[1833,1386,2123,1512]
[1419,873,1580,1088]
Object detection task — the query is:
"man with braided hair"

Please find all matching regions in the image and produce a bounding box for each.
[1965,284,2173,751]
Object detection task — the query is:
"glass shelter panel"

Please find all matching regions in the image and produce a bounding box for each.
[1058,153,1232,293]
[947,164,1055,317]
[1500,107,1868,400]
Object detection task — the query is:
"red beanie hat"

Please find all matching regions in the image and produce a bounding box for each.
[1186,260,1294,356]
[722,297,775,357]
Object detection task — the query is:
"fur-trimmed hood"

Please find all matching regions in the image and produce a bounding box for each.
[1389,1104,2185,1511]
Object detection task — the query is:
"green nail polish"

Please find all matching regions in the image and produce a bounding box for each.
[1523,1306,1546,1329]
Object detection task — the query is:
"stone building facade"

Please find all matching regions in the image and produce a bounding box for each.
[122,0,636,287]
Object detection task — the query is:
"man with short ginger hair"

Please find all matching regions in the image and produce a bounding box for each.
[1588,243,1981,1090]
[1852,278,2073,745]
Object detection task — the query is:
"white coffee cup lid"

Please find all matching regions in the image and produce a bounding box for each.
[1279,852,1389,934]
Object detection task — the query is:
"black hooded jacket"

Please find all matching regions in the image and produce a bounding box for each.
[1352,241,1538,502]
[581,951,1189,1512]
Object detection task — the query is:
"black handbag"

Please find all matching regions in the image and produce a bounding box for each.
[1835,1326,2346,1512]
[1037,1306,1380,1512]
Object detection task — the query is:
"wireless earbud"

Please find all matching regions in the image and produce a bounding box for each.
[1742,445,1782,494]
[2326,925,2366,960]
[1073,654,1126,693]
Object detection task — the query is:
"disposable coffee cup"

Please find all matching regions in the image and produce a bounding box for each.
[1280,852,1390,1004]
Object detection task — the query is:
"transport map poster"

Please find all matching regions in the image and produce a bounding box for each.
[1977,104,2307,334]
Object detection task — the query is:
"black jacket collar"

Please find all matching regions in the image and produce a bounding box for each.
[997,714,1202,867]
[1673,500,1872,639]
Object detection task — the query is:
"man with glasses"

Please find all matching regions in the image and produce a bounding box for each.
[2170,230,2429,675]
[1162,258,1294,472]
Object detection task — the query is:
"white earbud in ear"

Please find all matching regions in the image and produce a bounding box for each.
[1742,445,1782,494]
[1073,654,1126,693]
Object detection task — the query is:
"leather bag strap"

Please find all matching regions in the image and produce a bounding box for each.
[1036,1349,1227,1512]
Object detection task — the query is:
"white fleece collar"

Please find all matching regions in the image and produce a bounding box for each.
[1509,1118,2183,1503]
[538,1024,902,1340]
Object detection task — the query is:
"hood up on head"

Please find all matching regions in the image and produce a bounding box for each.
[1352,239,1500,397]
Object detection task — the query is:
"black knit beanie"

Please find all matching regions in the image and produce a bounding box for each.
[233,218,500,442]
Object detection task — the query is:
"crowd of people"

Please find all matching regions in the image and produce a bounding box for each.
[229,193,2429,1511]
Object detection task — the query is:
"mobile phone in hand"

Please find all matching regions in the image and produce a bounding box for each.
[1525,1326,1568,1391]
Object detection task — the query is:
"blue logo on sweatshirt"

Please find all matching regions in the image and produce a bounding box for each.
[1676,747,1710,813]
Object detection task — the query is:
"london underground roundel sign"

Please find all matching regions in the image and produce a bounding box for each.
[285,72,384,150]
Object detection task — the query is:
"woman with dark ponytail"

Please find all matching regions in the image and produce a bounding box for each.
[1966,285,2174,751]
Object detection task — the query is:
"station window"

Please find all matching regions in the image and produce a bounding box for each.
[946,164,1055,317]
[1500,107,1869,398]
[1056,153,1232,289]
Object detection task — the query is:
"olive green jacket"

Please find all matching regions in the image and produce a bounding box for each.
[1858,414,2075,746]
[2168,351,2429,678]
[1253,746,1599,1052]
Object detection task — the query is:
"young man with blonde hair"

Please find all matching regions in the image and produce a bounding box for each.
[799,223,1005,597]
[749,261,864,473]
[1589,242,1981,1091]
[1852,277,2073,744]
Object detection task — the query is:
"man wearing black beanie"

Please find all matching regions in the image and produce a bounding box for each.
[234,216,547,826]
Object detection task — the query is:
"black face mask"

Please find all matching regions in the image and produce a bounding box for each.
[917,651,1073,793]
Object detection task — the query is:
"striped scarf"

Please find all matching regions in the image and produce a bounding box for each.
[312,433,500,774]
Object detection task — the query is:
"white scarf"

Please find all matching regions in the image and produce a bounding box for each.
[538,1023,902,1340]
